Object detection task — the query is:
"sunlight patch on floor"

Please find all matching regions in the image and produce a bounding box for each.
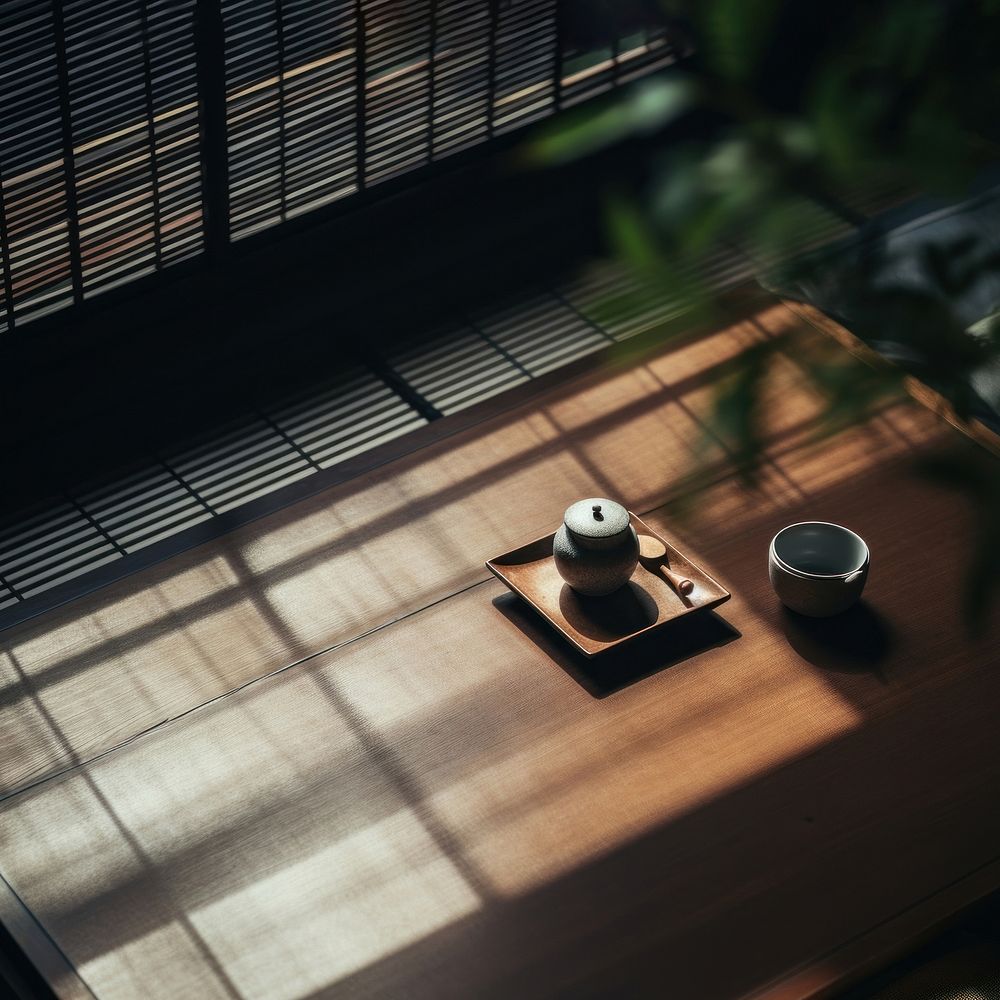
[183,816,480,1000]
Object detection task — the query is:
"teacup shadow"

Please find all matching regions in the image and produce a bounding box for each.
[494,592,741,698]
[780,600,893,676]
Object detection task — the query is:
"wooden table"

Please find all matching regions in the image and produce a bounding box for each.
[1,298,998,1000]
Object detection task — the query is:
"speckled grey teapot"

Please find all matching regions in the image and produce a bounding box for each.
[553,498,639,596]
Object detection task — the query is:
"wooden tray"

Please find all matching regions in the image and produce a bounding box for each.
[486,512,730,657]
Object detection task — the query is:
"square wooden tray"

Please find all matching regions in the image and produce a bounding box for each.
[486,512,730,657]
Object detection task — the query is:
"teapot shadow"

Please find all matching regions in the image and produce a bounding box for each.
[558,581,658,641]
[780,600,893,675]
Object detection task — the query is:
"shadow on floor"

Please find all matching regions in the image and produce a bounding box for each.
[780,601,893,677]
[839,891,1000,999]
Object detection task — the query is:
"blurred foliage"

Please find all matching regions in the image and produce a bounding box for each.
[532,0,1000,626]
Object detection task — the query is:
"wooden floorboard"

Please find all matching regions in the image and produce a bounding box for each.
[0,304,769,797]
[1,299,998,999]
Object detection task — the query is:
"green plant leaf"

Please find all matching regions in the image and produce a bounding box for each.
[526,77,695,165]
[606,194,660,273]
[698,0,784,82]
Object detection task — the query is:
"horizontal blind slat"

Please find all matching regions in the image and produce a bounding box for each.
[0,0,204,325]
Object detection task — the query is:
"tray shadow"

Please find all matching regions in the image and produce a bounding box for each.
[493,592,741,698]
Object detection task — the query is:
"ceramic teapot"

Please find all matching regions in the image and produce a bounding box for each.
[553,498,639,596]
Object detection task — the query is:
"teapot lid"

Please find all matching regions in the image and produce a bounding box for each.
[563,498,630,540]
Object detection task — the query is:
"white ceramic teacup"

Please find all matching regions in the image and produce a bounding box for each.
[768,522,870,617]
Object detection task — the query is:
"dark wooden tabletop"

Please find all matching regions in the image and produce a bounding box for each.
[1,299,998,1000]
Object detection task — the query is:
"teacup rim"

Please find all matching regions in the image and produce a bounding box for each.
[769,521,870,580]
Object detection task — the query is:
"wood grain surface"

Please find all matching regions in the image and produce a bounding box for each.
[1,299,998,1000]
[0,308,765,796]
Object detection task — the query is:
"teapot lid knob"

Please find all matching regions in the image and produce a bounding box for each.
[563,498,630,540]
